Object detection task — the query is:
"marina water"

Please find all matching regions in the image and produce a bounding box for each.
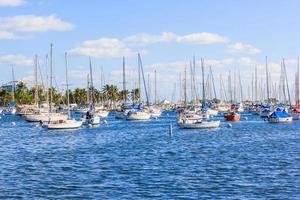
[0,112,299,199]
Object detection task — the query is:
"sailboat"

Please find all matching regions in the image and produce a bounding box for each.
[43,52,83,129]
[116,56,129,119]
[126,54,151,120]
[268,58,293,123]
[292,57,300,120]
[82,57,100,126]
[224,70,240,121]
[149,70,162,118]
[25,45,68,123]
[6,66,17,115]
[178,57,220,129]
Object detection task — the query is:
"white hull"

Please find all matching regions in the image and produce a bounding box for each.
[5,107,16,115]
[96,110,109,118]
[268,117,293,123]
[43,119,83,129]
[82,116,101,125]
[74,108,89,114]
[218,106,229,112]
[206,109,218,116]
[126,111,151,120]
[25,113,68,122]
[178,120,220,129]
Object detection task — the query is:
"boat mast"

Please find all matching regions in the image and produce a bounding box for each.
[89,57,94,104]
[255,64,257,102]
[148,73,151,104]
[11,65,15,103]
[122,56,126,104]
[34,55,38,106]
[283,58,292,108]
[228,70,232,103]
[138,54,141,105]
[193,56,198,102]
[210,66,217,100]
[184,65,187,106]
[138,53,150,107]
[266,56,270,103]
[65,52,71,119]
[45,55,49,107]
[87,74,90,103]
[238,70,243,102]
[295,57,300,107]
[201,58,205,102]
[154,70,157,105]
[49,43,53,112]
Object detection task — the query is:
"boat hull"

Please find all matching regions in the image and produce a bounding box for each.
[178,120,220,129]
[224,113,240,121]
[268,117,293,123]
[126,111,151,120]
[44,120,83,129]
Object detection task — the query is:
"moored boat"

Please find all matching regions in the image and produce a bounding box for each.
[224,112,240,121]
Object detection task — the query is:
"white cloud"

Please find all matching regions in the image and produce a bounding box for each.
[0,15,75,33]
[226,42,261,54]
[69,37,137,58]
[0,54,33,65]
[205,58,234,66]
[0,31,24,39]
[237,57,256,66]
[0,14,74,40]
[0,0,24,6]
[124,32,229,45]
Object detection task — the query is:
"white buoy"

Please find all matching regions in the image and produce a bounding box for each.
[168,124,173,136]
[11,122,16,126]
[244,117,248,120]
[227,123,232,128]
[103,120,108,124]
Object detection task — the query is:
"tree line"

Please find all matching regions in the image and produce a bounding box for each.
[0,81,140,107]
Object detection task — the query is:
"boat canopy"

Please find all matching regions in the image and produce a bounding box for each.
[270,110,289,118]
[128,104,142,111]
[201,102,212,109]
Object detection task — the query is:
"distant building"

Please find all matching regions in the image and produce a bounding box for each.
[1,81,19,92]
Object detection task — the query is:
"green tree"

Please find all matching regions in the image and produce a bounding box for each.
[131,88,140,102]
[0,89,13,106]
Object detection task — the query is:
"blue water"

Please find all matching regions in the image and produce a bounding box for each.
[0,112,299,199]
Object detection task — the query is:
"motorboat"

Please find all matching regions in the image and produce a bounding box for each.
[224,111,240,121]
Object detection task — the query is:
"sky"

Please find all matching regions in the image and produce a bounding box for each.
[1,0,300,102]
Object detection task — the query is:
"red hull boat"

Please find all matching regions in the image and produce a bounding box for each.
[224,112,240,121]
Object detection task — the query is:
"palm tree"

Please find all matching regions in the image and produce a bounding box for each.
[131,88,140,102]
[0,89,13,106]
[15,81,32,105]
[74,88,87,104]
[103,84,119,108]
[119,89,129,102]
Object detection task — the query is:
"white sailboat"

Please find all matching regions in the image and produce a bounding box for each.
[82,57,100,126]
[177,57,220,129]
[43,52,82,129]
[26,46,68,123]
[126,54,151,120]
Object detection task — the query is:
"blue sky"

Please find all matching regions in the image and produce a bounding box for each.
[1,0,300,101]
